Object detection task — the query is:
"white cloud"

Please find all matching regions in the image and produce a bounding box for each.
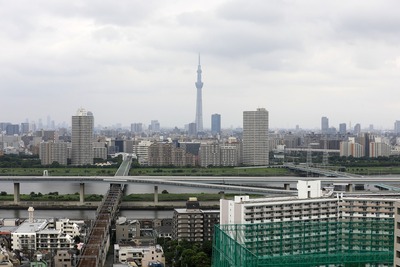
[0,0,399,130]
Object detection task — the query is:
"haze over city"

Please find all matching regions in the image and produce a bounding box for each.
[1,0,399,129]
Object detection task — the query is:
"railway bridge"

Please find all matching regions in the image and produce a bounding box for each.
[76,157,131,266]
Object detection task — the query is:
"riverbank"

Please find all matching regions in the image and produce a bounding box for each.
[0,200,220,210]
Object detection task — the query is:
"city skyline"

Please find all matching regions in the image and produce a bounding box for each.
[1,1,400,129]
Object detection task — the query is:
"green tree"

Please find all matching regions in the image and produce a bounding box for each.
[192,251,211,267]
[180,249,196,267]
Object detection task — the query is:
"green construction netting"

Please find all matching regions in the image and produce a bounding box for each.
[212,219,394,267]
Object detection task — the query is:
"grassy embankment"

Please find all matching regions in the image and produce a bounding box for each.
[129,166,292,176]
[0,192,255,202]
[345,166,400,175]
[0,167,118,176]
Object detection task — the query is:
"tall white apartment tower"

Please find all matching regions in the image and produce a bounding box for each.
[195,54,204,132]
[71,108,94,165]
[242,108,269,166]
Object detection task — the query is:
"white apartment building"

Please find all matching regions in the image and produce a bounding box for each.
[369,142,392,158]
[394,202,400,266]
[114,244,165,266]
[221,181,400,226]
[55,219,83,237]
[133,140,153,165]
[220,181,400,266]
[220,181,340,225]
[11,219,82,252]
[340,139,364,157]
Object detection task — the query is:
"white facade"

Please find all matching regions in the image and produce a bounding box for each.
[221,181,400,226]
[133,140,153,165]
[369,142,391,157]
[297,180,322,199]
[55,219,82,237]
[11,219,79,252]
[114,244,165,266]
[340,140,364,157]
[220,194,339,225]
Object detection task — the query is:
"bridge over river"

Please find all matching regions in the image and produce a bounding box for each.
[76,157,131,266]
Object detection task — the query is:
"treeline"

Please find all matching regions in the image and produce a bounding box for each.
[0,154,41,168]
[159,238,212,267]
[0,154,123,168]
[0,191,103,201]
[329,155,400,167]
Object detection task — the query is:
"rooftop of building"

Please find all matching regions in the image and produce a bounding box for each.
[174,208,219,214]
[114,244,163,253]
[13,220,48,234]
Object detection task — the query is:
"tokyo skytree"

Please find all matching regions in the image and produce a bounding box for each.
[195,54,204,132]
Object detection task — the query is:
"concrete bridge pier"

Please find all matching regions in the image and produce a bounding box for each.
[80,183,85,204]
[346,184,354,192]
[284,183,291,190]
[14,183,20,204]
[154,186,158,205]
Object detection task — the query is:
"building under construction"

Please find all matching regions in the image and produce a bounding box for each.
[212,219,394,267]
[214,180,400,266]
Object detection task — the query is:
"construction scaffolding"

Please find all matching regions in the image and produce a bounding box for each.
[212,219,394,267]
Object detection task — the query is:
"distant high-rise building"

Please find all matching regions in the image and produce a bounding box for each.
[321,117,329,133]
[38,119,43,130]
[211,114,221,135]
[149,120,160,132]
[71,108,94,165]
[340,138,364,157]
[5,124,19,135]
[339,123,347,135]
[0,122,11,132]
[131,123,143,133]
[243,108,269,166]
[354,123,361,135]
[369,124,374,132]
[195,55,204,132]
[395,121,400,134]
[188,122,197,136]
[21,123,30,134]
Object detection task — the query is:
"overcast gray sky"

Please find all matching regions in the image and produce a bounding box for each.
[1,0,400,130]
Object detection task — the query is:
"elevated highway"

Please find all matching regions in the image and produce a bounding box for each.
[3,174,400,184]
[283,163,363,178]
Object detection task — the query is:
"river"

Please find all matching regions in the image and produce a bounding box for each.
[0,182,221,220]
[0,209,173,220]
[0,180,293,220]
[0,182,227,195]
